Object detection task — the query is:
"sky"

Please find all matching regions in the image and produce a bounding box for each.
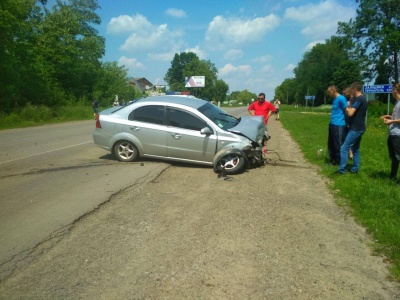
[88,0,358,100]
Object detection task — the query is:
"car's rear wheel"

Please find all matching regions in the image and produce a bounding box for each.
[114,141,139,162]
[217,154,245,175]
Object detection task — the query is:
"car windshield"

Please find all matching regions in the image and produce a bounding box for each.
[198,102,239,130]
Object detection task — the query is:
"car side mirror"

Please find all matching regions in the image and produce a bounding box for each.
[200,127,212,135]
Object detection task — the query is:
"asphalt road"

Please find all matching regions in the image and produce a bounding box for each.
[0,120,169,280]
[1,108,399,299]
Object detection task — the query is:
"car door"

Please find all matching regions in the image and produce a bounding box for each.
[127,105,168,157]
[166,107,217,163]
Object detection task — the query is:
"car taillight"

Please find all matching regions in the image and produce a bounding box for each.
[95,115,101,128]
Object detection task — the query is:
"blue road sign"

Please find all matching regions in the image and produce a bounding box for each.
[304,95,315,100]
[363,84,393,94]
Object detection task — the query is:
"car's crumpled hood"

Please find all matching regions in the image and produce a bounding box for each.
[227,116,265,144]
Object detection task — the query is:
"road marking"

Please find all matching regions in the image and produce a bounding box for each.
[0,141,93,165]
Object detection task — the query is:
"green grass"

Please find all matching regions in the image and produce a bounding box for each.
[280,104,400,280]
[0,104,97,129]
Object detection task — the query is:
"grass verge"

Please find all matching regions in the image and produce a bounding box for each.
[281,105,400,280]
[0,104,96,130]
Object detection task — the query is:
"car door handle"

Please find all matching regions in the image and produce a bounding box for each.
[130,126,140,132]
[171,133,181,139]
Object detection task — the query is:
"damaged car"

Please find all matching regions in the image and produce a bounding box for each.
[93,95,266,175]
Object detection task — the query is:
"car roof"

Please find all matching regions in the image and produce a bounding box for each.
[134,95,207,109]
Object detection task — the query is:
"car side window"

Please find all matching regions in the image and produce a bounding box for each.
[167,108,211,131]
[128,105,165,125]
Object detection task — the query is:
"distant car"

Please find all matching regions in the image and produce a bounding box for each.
[93,95,265,175]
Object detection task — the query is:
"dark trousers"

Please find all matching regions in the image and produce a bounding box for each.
[328,124,346,164]
[388,135,400,179]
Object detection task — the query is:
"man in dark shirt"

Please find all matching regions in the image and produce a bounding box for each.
[338,82,367,174]
[92,99,99,120]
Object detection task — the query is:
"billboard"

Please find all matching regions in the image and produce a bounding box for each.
[185,76,205,88]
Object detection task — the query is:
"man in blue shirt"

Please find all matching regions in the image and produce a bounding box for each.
[327,85,348,164]
[338,82,367,174]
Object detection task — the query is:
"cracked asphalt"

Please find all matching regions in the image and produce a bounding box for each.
[1,116,400,299]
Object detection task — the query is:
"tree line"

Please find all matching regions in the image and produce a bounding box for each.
[274,0,400,107]
[0,0,137,114]
[1,0,233,116]
[3,0,398,115]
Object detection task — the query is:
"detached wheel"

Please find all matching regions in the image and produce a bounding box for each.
[114,141,138,162]
[217,153,245,175]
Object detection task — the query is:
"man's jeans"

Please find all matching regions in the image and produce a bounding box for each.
[338,130,365,174]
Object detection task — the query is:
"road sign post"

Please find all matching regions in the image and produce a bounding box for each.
[363,84,393,115]
[304,95,315,111]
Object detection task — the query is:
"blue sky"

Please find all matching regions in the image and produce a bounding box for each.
[92,0,357,100]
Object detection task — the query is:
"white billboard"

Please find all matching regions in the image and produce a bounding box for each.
[185,76,205,88]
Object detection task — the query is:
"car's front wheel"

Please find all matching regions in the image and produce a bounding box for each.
[217,154,245,175]
[114,141,139,162]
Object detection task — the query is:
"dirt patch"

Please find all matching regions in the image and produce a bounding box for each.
[1,118,399,299]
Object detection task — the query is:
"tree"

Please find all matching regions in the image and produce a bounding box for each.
[164,52,200,91]
[237,90,257,105]
[35,0,105,104]
[165,51,224,101]
[183,59,218,100]
[0,0,38,112]
[274,78,298,105]
[338,0,400,83]
[0,0,106,112]
[229,91,241,102]
[214,79,229,103]
[293,36,362,105]
[93,62,137,106]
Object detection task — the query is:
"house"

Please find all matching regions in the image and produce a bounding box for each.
[128,77,153,93]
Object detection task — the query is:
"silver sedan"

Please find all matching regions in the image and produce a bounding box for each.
[93,95,265,175]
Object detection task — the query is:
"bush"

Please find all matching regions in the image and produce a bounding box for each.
[20,103,54,122]
[368,100,393,117]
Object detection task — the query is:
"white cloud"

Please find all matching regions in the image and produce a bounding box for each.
[261,64,273,73]
[118,56,145,71]
[165,8,187,18]
[120,23,184,52]
[284,0,355,39]
[284,64,296,72]
[252,55,273,63]
[147,51,176,62]
[219,63,252,76]
[107,14,152,35]
[184,46,207,60]
[107,14,184,53]
[224,49,243,60]
[205,14,280,50]
[304,40,325,51]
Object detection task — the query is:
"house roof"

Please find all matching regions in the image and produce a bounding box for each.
[128,77,153,92]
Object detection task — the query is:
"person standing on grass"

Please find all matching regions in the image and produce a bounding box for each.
[92,99,99,120]
[327,85,347,165]
[380,83,400,184]
[273,98,281,120]
[248,92,276,153]
[338,82,367,174]
[342,87,354,160]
